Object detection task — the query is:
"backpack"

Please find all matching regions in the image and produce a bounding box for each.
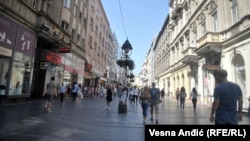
[150,88,160,102]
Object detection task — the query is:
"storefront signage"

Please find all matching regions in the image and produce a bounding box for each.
[40,62,50,69]
[205,65,220,71]
[59,47,70,53]
[0,14,18,49]
[46,52,62,65]
[41,49,63,65]
[85,62,92,71]
[15,25,36,56]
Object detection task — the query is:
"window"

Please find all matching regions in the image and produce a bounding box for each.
[72,29,75,39]
[89,35,92,48]
[77,34,80,44]
[73,5,77,16]
[32,0,36,8]
[231,0,238,24]
[82,38,85,49]
[90,17,94,31]
[212,11,218,32]
[63,0,70,8]
[61,21,69,31]
[201,22,206,36]
[79,12,82,20]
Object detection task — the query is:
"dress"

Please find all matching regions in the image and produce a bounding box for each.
[106,88,113,102]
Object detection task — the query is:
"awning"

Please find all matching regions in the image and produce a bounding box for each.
[100,77,107,81]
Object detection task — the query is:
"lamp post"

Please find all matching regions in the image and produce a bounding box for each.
[121,39,132,87]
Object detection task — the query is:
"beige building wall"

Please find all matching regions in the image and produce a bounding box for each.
[151,0,250,110]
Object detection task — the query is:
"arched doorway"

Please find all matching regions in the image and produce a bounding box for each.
[232,54,247,110]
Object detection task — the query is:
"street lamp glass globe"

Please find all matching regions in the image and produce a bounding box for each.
[122,39,132,54]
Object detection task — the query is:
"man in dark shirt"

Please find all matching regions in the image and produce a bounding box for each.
[209,69,243,125]
[149,82,160,124]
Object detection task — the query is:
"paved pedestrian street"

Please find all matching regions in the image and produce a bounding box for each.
[0,96,249,141]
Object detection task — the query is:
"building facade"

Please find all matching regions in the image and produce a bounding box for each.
[84,0,118,88]
[146,0,250,111]
[0,0,118,103]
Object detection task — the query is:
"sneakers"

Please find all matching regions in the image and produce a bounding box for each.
[47,109,52,112]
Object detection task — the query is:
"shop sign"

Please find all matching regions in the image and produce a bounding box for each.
[205,65,220,71]
[15,25,36,56]
[85,62,92,71]
[0,14,18,49]
[41,49,62,65]
[46,52,62,65]
[59,47,70,53]
[40,61,50,69]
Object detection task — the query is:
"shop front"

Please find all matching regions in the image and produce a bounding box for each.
[63,53,85,87]
[0,14,36,100]
[84,62,92,87]
[31,48,64,98]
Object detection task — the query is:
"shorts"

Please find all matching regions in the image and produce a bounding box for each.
[46,94,54,102]
[150,101,159,114]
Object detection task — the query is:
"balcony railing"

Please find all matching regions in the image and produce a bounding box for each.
[197,32,222,48]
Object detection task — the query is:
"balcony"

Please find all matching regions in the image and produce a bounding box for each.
[175,0,186,13]
[195,32,222,64]
[195,32,222,55]
[171,10,179,20]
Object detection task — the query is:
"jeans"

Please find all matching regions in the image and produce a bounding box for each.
[180,98,185,109]
[141,102,149,117]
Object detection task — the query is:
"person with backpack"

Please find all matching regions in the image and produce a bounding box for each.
[43,76,57,112]
[179,87,187,111]
[149,82,161,124]
[140,86,151,124]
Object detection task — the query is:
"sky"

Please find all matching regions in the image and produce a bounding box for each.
[101,0,169,75]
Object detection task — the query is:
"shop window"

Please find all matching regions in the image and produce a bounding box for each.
[9,52,32,95]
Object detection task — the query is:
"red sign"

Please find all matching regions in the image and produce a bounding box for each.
[206,65,220,71]
[85,62,92,71]
[59,47,70,53]
[46,52,62,64]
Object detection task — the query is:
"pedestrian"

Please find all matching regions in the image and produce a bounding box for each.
[59,82,66,103]
[133,86,139,105]
[113,85,117,97]
[209,69,243,125]
[176,88,180,103]
[149,82,161,124]
[160,88,165,101]
[66,84,71,97]
[117,83,123,100]
[106,85,113,110]
[43,76,57,112]
[190,87,198,112]
[179,87,187,110]
[139,86,151,124]
[76,84,83,103]
[71,81,79,102]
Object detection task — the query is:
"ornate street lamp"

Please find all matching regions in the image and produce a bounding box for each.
[122,39,132,56]
[116,39,134,86]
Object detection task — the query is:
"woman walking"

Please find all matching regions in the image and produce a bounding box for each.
[139,86,151,124]
[179,87,187,111]
[190,87,198,112]
[59,82,66,103]
[106,85,113,110]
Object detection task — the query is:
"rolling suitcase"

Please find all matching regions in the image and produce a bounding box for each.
[118,100,127,113]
